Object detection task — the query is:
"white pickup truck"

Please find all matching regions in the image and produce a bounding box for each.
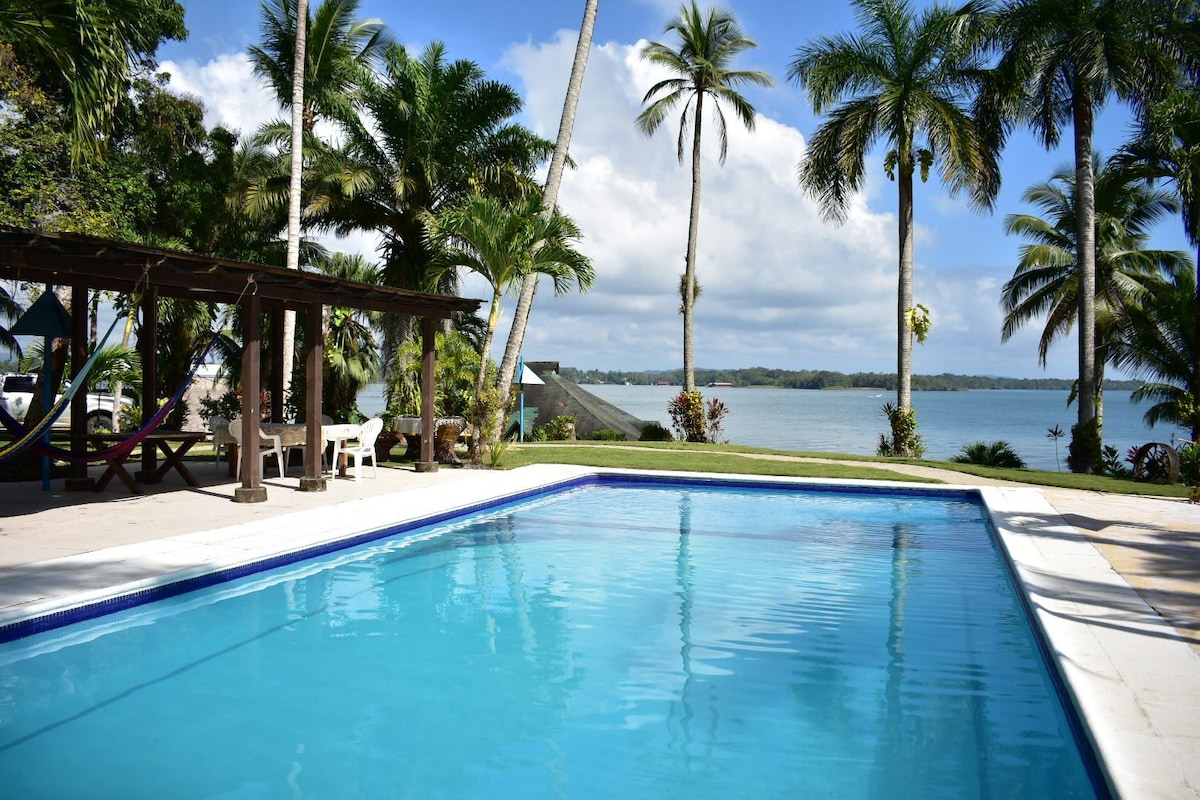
[0,373,135,432]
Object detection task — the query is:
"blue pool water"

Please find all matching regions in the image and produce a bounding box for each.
[0,480,1102,798]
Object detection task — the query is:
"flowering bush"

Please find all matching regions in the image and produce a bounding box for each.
[668,390,728,444]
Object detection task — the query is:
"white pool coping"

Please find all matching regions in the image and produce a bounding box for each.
[1,466,1197,799]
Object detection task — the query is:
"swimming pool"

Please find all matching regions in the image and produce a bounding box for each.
[0,478,1105,798]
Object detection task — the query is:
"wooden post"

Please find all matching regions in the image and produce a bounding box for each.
[137,286,158,480]
[416,315,438,472]
[234,292,267,502]
[299,302,326,492]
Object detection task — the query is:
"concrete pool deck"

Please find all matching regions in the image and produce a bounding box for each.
[0,460,1197,798]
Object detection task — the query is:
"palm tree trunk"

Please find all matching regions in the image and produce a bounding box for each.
[496,0,597,425]
[281,0,309,409]
[1193,241,1199,443]
[682,93,704,394]
[1073,88,1097,433]
[897,168,914,413]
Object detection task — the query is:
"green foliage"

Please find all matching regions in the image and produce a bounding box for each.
[468,381,511,466]
[950,441,1027,469]
[197,389,270,424]
[667,390,728,444]
[1178,444,1200,488]
[877,402,925,458]
[1067,418,1103,474]
[1101,445,1131,479]
[538,415,576,442]
[592,429,626,441]
[639,421,674,442]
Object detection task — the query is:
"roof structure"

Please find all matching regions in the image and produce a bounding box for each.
[0,225,480,501]
[0,226,480,318]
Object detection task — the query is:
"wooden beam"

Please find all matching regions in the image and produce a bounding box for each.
[234,293,267,502]
[419,316,436,470]
[299,302,326,492]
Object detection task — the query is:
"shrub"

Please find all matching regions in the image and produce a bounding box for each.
[534,415,575,442]
[640,421,673,442]
[667,390,729,443]
[950,440,1026,469]
[1101,445,1130,478]
[1179,443,1200,487]
[592,428,626,441]
[198,388,270,423]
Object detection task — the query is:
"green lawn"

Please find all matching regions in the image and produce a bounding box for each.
[495,440,1193,498]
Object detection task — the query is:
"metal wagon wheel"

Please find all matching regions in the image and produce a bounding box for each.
[1132,442,1180,484]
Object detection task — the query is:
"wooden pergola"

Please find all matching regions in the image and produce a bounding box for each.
[0,225,481,502]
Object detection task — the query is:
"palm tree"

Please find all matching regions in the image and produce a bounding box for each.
[313,253,381,420]
[789,0,998,455]
[308,42,552,404]
[248,0,388,135]
[1108,268,1200,441]
[313,42,552,293]
[430,194,594,407]
[1115,85,1200,449]
[981,0,1192,456]
[1001,155,1188,389]
[496,0,599,424]
[636,2,773,393]
[249,0,387,411]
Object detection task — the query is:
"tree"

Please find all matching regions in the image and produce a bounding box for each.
[788,0,998,456]
[637,1,773,393]
[248,0,388,136]
[1108,268,1200,441]
[1001,154,1188,376]
[313,253,381,420]
[430,194,594,408]
[981,0,1192,462]
[249,0,388,409]
[496,0,598,430]
[0,0,186,165]
[1115,85,1200,451]
[308,42,552,402]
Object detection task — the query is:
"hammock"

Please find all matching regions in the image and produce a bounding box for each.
[0,328,222,464]
[0,315,121,462]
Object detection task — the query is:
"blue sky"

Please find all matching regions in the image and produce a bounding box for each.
[153,0,1192,380]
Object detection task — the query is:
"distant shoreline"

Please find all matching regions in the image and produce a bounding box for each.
[559,367,1140,393]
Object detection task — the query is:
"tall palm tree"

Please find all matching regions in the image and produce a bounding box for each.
[496,0,599,423]
[248,0,388,135]
[981,0,1192,455]
[637,2,773,393]
[250,0,387,409]
[1001,155,1188,434]
[1115,85,1200,448]
[430,194,595,405]
[789,0,998,455]
[1108,268,1200,441]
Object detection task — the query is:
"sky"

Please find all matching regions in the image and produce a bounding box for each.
[152,0,1193,380]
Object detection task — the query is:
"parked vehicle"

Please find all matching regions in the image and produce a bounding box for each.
[0,373,135,432]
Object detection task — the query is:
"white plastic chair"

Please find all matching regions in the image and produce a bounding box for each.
[209,415,232,471]
[340,417,383,481]
[227,415,285,480]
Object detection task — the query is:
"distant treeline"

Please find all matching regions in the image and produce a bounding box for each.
[559,367,1142,392]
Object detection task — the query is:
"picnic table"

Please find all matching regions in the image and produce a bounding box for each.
[89,430,207,494]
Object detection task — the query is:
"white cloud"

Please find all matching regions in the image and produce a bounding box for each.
[159,54,279,137]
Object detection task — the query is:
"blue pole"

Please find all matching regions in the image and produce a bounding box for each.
[517,356,526,443]
[40,333,51,490]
